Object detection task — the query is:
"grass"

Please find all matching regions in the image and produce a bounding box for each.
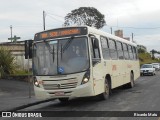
[11,70,32,76]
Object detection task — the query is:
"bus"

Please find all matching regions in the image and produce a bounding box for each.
[30,26,140,102]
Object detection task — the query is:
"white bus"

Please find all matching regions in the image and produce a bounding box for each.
[31,26,140,102]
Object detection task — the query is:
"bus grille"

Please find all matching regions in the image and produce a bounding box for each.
[43,82,78,90]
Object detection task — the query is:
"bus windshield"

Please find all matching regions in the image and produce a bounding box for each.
[33,37,89,75]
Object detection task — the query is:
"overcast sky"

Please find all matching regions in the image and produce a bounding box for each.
[0,0,160,53]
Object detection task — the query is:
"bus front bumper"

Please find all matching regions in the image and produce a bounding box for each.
[34,83,94,100]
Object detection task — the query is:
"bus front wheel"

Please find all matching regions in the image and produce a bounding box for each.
[58,98,69,103]
[98,79,111,100]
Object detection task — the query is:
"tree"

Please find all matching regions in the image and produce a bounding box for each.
[138,48,145,53]
[150,49,160,60]
[0,48,17,78]
[64,7,106,29]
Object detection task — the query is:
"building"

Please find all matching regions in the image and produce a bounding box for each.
[114,30,123,38]
[123,37,130,41]
[114,30,131,41]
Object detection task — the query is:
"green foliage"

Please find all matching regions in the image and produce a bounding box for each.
[150,49,160,54]
[0,48,17,78]
[150,49,160,60]
[138,52,160,66]
[12,70,32,76]
[64,7,106,29]
[138,48,145,53]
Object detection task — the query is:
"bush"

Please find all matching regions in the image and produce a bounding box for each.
[0,48,17,78]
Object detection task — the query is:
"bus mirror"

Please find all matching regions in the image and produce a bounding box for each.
[93,38,99,49]
[25,40,33,59]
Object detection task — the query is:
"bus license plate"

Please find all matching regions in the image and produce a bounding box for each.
[55,91,64,96]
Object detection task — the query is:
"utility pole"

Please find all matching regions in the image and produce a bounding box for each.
[117,18,119,27]
[43,11,46,30]
[10,25,12,42]
[110,27,112,34]
[132,33,134,42]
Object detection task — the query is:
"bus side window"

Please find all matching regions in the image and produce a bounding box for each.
[90,38,100,59]
[131,46,134,60]
[132,46,136,60]
[100,36,110,59]
[128,45,134,60]
[133,46,138,60]
[116,41,124,59]
[136,47,139,60]
[109,39,118,60]
[123,43,129,60]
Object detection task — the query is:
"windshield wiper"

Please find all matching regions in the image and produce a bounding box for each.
[62,36,74,53]
[44,41,55,62]
[60,44,63,60]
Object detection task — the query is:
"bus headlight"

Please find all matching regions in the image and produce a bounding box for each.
[82,77,89,83]
[35,81,39,86]
[81,70,90,84]
[33,77,40,87]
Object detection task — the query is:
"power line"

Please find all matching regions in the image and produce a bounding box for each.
[14,25,42,27]
[47,14,64,23]
[105,25,160,30]
[46,11,64,18]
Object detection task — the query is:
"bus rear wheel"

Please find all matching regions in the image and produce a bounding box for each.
[128,72,134,88]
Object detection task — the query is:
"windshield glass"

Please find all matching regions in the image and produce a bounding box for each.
[141,64,152,68]
[152,63,159,66]
[33,37,89,75]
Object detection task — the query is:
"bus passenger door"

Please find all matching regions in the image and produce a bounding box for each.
[90,36,104,95]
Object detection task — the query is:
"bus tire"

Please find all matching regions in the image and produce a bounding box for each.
[98,79,110,100]
[128,72,134,88]
[58,98,69,103]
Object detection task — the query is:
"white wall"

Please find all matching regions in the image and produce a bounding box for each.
[12,52,32,70]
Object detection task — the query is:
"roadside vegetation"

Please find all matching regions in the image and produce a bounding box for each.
[0,48,32,78]
[138,49,160,66]
[0,48,17,78]
[11,70,32,76]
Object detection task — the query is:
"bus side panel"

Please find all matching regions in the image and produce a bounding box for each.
[123,60,140,85]
[123,60,131,84]
[92,61,105,96]
[111,60,125,88]
[133,60,140,80]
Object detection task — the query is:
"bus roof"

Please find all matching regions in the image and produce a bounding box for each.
[35,25,137,46]
[86,26,137,46]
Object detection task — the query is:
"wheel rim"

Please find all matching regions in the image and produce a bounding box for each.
[104,83,109,95]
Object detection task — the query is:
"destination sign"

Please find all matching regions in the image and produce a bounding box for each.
[34,27,87,40]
